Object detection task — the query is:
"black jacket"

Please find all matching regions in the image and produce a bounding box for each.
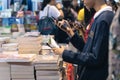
[62,11,114,80]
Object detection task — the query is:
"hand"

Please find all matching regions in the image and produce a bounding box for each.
[52,46,65,55]
[16,11,24,18]
[57,20,75,37]
[56,3,62,10]
[74,21,84,30]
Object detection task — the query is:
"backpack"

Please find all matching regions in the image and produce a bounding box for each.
[38,7,58,35]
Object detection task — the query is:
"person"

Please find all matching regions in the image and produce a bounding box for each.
[71,0,81,20]
[56,0,76,44]
[109,6,120,80]
[39,0,64,19]
[109,0,118,12]
[77,8,84,22]
[10,0,27,12]
[62,0,76,21]
[53,0,114,80]
[71,0,80,13]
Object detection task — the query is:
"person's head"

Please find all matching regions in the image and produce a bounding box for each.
[41,0,56,10]
[72,0,78,7]
[109,0,118,12]
[62,0,72,8]
[83,0,106,9]
[50,0,56,5]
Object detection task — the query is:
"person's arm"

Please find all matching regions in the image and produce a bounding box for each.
[19,0,27,11]
[71,8,78,19]
[56,3,64,18]
[62,21,109,67]
[70,33,85,51]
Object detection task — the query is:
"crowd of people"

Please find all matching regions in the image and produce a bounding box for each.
[37,0,120,80]
[4,0,120,80]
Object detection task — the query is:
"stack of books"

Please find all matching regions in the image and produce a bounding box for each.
[17,36,42,54]
[0,63,10,80]
[2,43,18,51]
[34,55,59,80]
[11,64,35,80]
[0,52,36,62]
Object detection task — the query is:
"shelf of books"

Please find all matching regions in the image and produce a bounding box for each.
[0,10,38,35]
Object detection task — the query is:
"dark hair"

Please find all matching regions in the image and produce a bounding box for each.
[110,0,118,11]
[41,0,51,10]
[62,0,72,8]
[79,1,84,9]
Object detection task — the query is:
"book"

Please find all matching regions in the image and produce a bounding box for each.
[36,76,59,80]
[2,43,18,51]
[0,62,10,80]
[11,64,35,79]
[12,79,35,80]
[48,37,59,48]
[18,51,40,54]
[3,54,36,62]
[11,65,34,72]
[36,71,58,76]
[11,74,34,79]
[34,55,59,70]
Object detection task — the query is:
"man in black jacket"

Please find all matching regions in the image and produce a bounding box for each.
[53,0,114,80]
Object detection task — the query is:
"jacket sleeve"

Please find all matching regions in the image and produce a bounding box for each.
[62,21,109,67]
[70,33,85,51]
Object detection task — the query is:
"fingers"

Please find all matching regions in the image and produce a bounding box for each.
[56,20,64,28]
[52,48,58,55]
[52,46,64,55]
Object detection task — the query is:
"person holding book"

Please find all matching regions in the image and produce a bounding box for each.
[52,0,114,80]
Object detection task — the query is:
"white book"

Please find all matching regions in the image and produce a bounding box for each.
[36,71,58,76]
[17,36,42,42]
[0,62,10,80]
[0,77,10,80]
[36,76,59,80]
[18,41,41,45]
[6,54,36,62]
[48,37,59,48]
[12,79,35,80]
[35,66,58,70]
[18,51,40,54]
[0,71,10,75]
[18,45,41,49]
[35,63,58,70]
[0,67,10,71]
[18,48,41,52]
[11,71,34,75]
[11,65,34,72]
[0,55,9,62]
[11,65,33,68]
[35,63,57,67]
[11,68,34,72]
[11,74,35,79]
[34,55,59,64]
